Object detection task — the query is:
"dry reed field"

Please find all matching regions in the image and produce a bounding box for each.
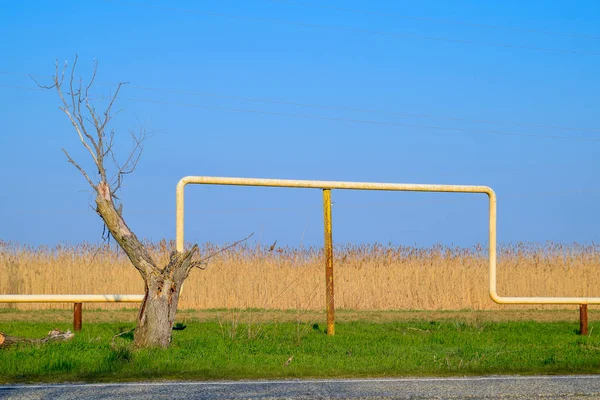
[1,239,599,311]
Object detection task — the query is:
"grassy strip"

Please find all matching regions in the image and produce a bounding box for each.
[1,318,599,382]
[0,308,594,324]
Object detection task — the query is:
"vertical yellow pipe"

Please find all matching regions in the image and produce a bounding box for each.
[488,190,498,301]
[323,189,335,336]
[176,179,186,253]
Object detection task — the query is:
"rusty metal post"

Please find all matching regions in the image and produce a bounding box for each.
[580,304,588,335]
[323,189,335,336]
[74,302,82,332]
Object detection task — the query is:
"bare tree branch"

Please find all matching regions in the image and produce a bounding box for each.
[42,56,100,168]
[100,82,128,134]
[33,56,105,177]
[188,232,255,272]
[104,128,116,157]
[62,148,96,189]
[29,59,65,89]
[109,127,146,194]
[33,56,144,196]
[1,330,74,349]
[84,60,100,130]
[69,57,96,148]
[111,328,135,349]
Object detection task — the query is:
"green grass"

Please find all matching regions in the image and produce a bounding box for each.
[1,317,600,383]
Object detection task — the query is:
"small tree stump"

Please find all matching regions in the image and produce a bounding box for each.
[0,329,74,349]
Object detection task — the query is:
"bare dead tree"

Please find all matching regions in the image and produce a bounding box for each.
[35,57,249,348]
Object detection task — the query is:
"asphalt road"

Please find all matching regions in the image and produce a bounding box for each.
[2,376,600,399]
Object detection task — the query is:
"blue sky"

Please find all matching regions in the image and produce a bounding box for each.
[0,0,598,248]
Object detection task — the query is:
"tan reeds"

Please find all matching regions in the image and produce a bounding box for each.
[0,239,598,310]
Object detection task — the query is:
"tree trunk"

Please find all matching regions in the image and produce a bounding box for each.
[94,181,199,349]
[134,271,186,348]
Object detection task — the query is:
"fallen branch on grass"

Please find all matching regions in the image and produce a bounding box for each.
[111,328,135,349]
[0,329,74,349]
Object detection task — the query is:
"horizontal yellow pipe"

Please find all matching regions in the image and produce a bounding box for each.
[491,293,600,305]
[0,294,144,303]
[176,176,495,193]
[176,176,494,253]
[177,176,600,306]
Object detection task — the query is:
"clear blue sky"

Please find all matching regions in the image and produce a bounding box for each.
[0,0,598,248]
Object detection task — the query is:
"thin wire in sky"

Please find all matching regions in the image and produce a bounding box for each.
[120,96,600,143]
[1,83,599,143]
[13,187,600,215]
[126,85,600,135]
[267,0,600,40]
[3,69,600,135]
[103,0,600,56]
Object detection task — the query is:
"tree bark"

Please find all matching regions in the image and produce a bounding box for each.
[134,270,185,348]
[95,181,158,281]
[94,180,198,348]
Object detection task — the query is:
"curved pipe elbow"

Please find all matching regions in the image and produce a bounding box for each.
[177,177,192,193]
[483,186,496,200]
[489,290,503,304]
